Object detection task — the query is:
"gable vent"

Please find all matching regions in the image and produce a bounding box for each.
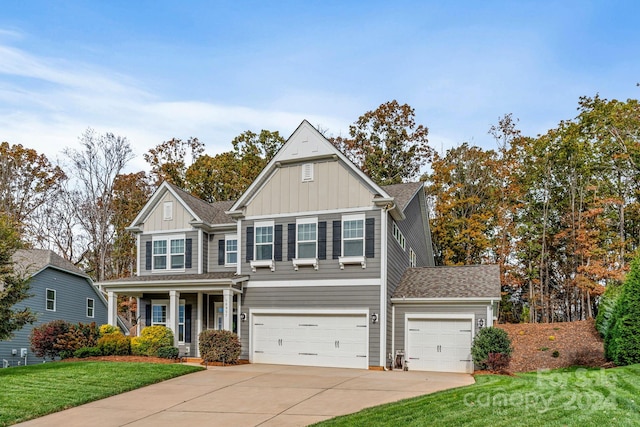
[302,163,314,182]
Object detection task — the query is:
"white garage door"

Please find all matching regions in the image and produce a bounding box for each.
[252,313,368,369]
[407,318,473,373]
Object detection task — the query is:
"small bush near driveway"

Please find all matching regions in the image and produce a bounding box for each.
[199,330,241,364]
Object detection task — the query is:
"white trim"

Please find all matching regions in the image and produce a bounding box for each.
[136,296,141,336]
[391,297,498,303]
[225,233,238,267]
[292,258,318,271]
[236,219,242,275]
[196,292,202,356]
[244,206,377,221]
[86,297,95,318]
[380,210,388,367]
[136,234,141,276]
[487,303,493,327]
[151,234,187,272]
[45,288,56,312]
[236,292,242,339]
[253,220,275,263]
[342,213,365,258]
[104,284,244,294]
[338,256,366,269]
[141,228,194,235]
[198,229,203,274]
[391,304,395,368]
[295,217,318,260]
[245,278,380,288]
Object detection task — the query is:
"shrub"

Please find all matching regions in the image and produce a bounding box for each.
[157,346,179,359]
[199,330,241,364]
[605,256,640,365]
[596,284,623,338]
[74,347,102,358]
[471,327,513,370]
[552,350,560,358]
[97,333,131,356]
[486,352,511,372]
[30,320,70,359]
[131,326,174,356]
[99,324,120,336]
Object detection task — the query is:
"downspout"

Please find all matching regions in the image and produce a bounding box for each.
[380,206,389,369]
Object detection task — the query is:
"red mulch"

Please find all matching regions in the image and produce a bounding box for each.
[62,355,177,364]
[494,319,609,373]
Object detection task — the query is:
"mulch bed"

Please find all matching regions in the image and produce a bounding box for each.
[495,319,609,373]
[62,356,177,364]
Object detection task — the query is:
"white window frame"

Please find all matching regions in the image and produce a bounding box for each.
[152,299,186,343]
[152,234,186,272]
[225,234,238,267]
[163,201,173,220]
[293,217,318,270]
[393,222,406,250]
[409,248,417,267]
[46,288,56,312]
[339,214,366,269]
[254,220,274,261]
[87,298,95,318]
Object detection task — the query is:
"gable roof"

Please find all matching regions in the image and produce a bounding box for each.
[381,182,424,212]
[12,249,90,279]
[393,265,501,300]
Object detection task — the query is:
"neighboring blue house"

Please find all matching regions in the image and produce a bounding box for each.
[1,249,108,367]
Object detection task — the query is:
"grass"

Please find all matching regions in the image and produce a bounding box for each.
[314,365,640,427]
[0,361,203,426]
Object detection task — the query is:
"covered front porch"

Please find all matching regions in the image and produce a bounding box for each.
[100,273,248,357]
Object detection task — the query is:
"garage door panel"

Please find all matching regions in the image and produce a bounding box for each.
[252,313,368,369]
[407,318,472,373]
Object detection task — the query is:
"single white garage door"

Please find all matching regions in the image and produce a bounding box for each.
[406,318,473,373]
[252,313,368,369]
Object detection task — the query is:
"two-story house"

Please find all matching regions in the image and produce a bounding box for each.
[100,120,500,373]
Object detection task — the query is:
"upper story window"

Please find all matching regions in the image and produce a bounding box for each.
[163,201,173,220]
[297,218,317,259]
[87,298,95,318]
[342,214,364,257]
[46,288,56,311]
[255,221,274,260]
[409,248,417,267]
[226,234,238,266]
[393,222,406,250]
[153,235,185,270]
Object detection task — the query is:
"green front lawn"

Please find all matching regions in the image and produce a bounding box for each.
[315,365,640,427]
[0,361,203,426]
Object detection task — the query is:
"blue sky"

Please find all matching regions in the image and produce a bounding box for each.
[1,1,638,172]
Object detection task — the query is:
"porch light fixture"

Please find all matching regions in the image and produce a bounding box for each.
[240,312,247,322]
[371,313,378,324]
[477,318,485,328]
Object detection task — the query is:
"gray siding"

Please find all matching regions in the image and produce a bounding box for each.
[202,232,209,273]
[392,303,490,354]
[139,230,200,276]
[240,210,381,281]
[240,285,382,366]
[0,268,107,366]
[208,231,238,273]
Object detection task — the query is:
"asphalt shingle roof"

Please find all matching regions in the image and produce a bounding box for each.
[12,249,89,279]
[381,182,424,211]
[393,264,501,299]
[101,272,240,283]
[165,182,235,225]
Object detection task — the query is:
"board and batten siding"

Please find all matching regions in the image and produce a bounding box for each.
[240,210,381,281]
[143,191,194,232]
[245,160,376,217]
[138,230,200,276]
[392,303,490,354]
[0,269,107,366]
[240,285,382,366]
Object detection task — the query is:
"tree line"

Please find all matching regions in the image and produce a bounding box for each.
[1,96,638,325]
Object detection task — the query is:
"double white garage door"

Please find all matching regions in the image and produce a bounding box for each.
[251,313,369,369]
[406,318,473,373]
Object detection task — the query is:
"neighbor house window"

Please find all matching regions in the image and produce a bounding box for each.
[410,248,417,267]
[297,218,317,259]
[255,221,274,260]
[153,235,185,270]
[87,298,95,318]
[225,234,238,265]
[342,214,364,257]
[393,222,406,250]
[46,288,56,311]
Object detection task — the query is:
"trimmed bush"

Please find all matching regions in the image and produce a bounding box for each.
[131,326,174,356]
[99,324,120,336]
[157,346,179,359]
[605,256,640,365]
[596,284,623,338]
[74,347,102,358]
[97,333,131,356]
[486,352,511,371]
[199,330,241,364]
[30,320,71,359]
[471,327,513,370]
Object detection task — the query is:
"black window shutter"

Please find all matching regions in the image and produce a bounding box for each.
[185,238,192,269]
[145,241,152,270]
[287,223,296,260]
[246,227,254,262]
[332,221,342,259]
[365,218,375,258]
[145,304,151,327]
[318,221,327,260]
[218,239,225,265]
[185,304,192,343]
[274,224,283,261]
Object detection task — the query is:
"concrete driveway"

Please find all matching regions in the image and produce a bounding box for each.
[16,364,474,427]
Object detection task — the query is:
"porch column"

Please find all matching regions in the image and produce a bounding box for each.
[196,292,203,357]
[223,289,232,331]
[236,292,242,338]
[169,290,180,347]
[107,291,118,327]
[135,297,141,336]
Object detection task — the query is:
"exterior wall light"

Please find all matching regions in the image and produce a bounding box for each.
[371,313,378,324]
[240,312,247,321]
[477,318,485,328]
